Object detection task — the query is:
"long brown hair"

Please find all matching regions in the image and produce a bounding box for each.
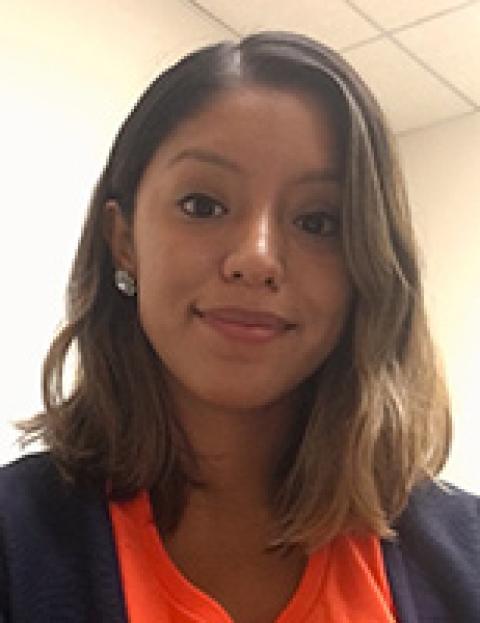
[18,31,451,549]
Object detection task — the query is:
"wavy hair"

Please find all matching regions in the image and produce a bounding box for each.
[18,31,451,549]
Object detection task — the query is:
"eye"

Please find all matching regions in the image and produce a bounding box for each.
[178,193,226,218]
[294,211,340,237]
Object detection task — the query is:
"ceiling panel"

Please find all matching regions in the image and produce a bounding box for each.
[349,0,473,30]
[195,0,379,49]
[343,38,472,133]
[395,2,480,105]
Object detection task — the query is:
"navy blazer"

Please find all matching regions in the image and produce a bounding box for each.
[0,453,479,622]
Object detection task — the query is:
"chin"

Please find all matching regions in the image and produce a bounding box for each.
[204,392,277,412]
[189,379,303,413]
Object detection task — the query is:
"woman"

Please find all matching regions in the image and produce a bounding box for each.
[1,31,478,623]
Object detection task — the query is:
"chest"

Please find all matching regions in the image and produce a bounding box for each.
[164,536,307,623]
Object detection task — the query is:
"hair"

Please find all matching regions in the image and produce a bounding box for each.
[18,31,451,550]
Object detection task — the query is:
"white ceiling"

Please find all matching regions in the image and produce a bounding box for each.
[192,0,480,134]
[2,1,479,136]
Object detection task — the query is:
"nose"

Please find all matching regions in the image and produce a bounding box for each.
[221,207,285,292]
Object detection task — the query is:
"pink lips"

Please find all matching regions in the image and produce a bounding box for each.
[193,306,296,343]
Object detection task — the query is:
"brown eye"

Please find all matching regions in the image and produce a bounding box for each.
[178,193,226,218]
[294,212,340,236]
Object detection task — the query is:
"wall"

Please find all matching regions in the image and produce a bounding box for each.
[399,112,480,493]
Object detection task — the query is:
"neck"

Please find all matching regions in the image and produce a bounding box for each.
[166,378,307,513]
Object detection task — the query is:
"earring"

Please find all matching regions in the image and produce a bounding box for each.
[115,269,136,297]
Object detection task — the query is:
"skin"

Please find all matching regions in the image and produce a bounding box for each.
[105,85,352,623]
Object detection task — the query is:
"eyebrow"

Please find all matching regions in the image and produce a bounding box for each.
[167,148,340,185]
[293,169,341,185]
[167,149,244,174]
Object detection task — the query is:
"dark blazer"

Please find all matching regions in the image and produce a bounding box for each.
[0,453,479,622]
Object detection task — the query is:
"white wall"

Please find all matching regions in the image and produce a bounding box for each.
[399,112,480,494]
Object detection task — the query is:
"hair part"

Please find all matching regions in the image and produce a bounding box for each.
[18,31,451,550]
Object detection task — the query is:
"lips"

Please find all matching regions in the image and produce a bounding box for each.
[192,305,297,343]
[193,306,296,330]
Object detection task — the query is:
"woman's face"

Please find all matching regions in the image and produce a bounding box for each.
[111,85,352,411]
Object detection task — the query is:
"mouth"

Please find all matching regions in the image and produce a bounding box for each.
[192,305,297,343]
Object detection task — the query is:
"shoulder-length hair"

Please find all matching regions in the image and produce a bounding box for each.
[19,31,451,550]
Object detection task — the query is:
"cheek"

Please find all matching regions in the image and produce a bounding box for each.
[133,229,218,347]
[302,261,352,349]
[136,255,191,332]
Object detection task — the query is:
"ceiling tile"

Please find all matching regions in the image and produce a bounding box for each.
[395,2,480,105]
[343,38,472,132]
[196,0,379,49]
[349,0,472,30]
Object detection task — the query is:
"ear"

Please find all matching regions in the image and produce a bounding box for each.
[103,200,137,276]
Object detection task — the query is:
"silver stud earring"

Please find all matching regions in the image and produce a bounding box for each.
[115,269,136,297]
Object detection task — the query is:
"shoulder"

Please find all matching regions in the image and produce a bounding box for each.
[387,479,480,621]
[396,478,480,576]
[409,477,479,510]
[0,451,107,543]
[398,478,479,547]
[0,451,62,494]
[0,452,77,518]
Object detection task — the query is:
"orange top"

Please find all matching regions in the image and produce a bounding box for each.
[109,492,397,623]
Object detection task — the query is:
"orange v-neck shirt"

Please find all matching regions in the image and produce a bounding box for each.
[109,492,397,622]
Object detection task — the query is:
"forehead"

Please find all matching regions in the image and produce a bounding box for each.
[148,85,343,173]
